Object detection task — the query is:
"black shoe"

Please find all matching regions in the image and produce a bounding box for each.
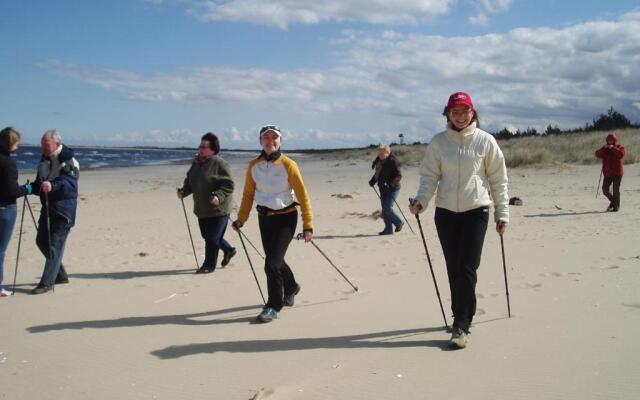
[449,327,468,349]
[30,285,53,295]
[195,266,214,274]
[256,307,277,323]
[221,248,237,267]
[378,230,393,235]
[395,223,404,232]
[284,284,301,307]
[55,277,69,284]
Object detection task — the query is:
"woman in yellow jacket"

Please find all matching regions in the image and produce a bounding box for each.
[410,92,509,349]
[233,125,313,323]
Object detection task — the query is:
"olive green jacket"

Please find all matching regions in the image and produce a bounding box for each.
[181,155,234,218]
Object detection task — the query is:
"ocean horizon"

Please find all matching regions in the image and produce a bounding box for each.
[13,145,265,171]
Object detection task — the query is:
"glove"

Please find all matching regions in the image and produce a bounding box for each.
[23,183,32,195]
[368,178,376,187]
[232,220,243,230]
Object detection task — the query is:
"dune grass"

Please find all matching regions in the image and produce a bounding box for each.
[319,128,639,169]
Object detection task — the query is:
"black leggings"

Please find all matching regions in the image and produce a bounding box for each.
[435,206,489,333]
[258,210,299,311]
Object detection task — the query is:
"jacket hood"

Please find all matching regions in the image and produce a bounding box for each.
[606,133,618,144]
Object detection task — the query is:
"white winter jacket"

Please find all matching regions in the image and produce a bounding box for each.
[415,122,509,222]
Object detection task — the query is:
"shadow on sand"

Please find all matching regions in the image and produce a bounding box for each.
[524,210,605,218]
[151,326,450,359]
[67,268,195,280]
[27,304,264,333]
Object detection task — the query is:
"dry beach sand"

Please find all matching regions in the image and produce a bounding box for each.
[1,156,639,399]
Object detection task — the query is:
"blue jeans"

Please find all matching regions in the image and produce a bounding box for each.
[0,204,18,290]
[380,189,403,233]
[36,213,71,287]
[197,214,233,270]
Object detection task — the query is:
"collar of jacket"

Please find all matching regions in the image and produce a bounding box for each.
[195,154,213,164]
[446,122,477,143]
[40,144,74,163]
[260,149,282,162]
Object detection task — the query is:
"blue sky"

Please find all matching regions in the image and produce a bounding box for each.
[1,0,639,149]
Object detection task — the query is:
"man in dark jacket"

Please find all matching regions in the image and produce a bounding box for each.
[30,130,79,294]
[369,144,403,235]
[595,133,626,212]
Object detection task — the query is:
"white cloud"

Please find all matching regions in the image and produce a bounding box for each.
[42,11,640,147]
[183,0,454,28]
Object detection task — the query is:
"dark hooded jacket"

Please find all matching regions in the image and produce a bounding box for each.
[32,145,79,225]
[370,153,402,192]
[0,149,29,205]
[595,133,626,177]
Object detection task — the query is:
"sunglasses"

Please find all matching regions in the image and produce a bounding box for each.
[260,125,280,135]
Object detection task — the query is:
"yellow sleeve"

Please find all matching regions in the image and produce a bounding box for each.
[284,156,314,231]
[237,160,258,224]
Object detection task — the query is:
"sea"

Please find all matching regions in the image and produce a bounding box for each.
[13,145,261,171]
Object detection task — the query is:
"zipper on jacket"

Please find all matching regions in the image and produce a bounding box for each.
[457,143,462,211]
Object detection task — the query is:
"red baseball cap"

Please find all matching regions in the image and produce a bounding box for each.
[447,92,474,109]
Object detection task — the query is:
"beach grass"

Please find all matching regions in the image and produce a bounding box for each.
[316,128,639,168]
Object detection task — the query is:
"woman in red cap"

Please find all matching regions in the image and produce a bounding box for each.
[595,133,626,212]
[409,92,509,349]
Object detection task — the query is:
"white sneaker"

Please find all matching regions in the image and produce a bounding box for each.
[0,288,13,297]
[449,327,468,349]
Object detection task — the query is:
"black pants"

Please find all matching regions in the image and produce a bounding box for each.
[602,175,622,210]
[258,210,298,311]
[435,206,489,333]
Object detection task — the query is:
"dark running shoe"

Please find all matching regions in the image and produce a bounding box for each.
[257,307,277,323]
[55,277,70,284]
[378,230,393,235]
[221,248,237,267]
[30,285,53,295]
[284,284,301,307]
[195,267,214,274]
[395,222,404,232]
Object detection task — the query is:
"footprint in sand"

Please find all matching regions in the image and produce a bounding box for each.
[477,293,485,299]
[520,282,542,289]
[603,265,620,270]
[385,271,400,276]
[476,308,486,315]
[622,303,640,310]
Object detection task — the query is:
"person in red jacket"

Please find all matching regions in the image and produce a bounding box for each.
[595,133,626,212]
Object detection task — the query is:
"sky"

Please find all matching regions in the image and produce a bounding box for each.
[1,0,639,149]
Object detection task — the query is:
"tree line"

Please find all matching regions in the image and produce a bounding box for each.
[494,107,639,140]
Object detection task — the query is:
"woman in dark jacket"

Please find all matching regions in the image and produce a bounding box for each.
[177,132,236,273]
[369,144,403,235]
[0,127,32,296]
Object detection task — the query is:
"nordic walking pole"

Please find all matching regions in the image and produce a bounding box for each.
[372,186,415,234]
[596,169,603,198]
[177,189,199,271]
[238,228,265,259]
[392,197,415,234]
[500,234,511,318]
[410,199,449,329]
[11,195,28,295]
[25,196,38,229]
[296,233,358,292]
[236,228,266,304]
